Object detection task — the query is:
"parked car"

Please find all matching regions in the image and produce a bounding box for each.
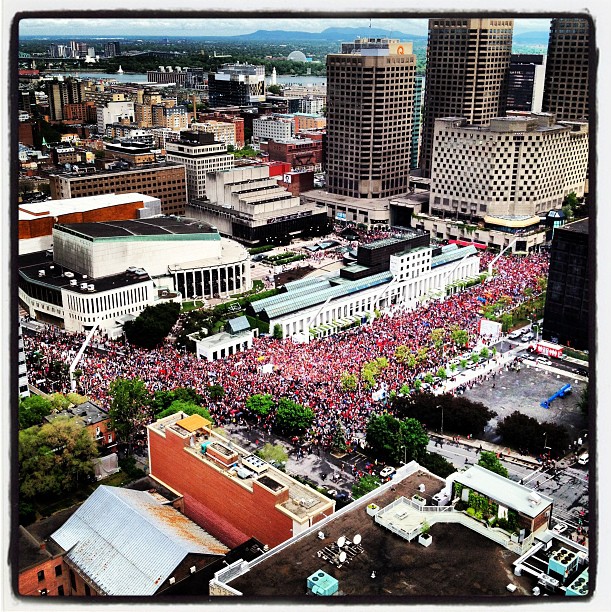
[508,330,522,340]
[553,522,568,534]
[524,354,536,362]
[380,466,396,478]
[536,356,552,366]
[521,332,535,342]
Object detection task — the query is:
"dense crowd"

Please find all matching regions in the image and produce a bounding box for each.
[23,252,548,450]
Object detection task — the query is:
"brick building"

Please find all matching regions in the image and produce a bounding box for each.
[49,163,187,215]
[259,137,322,171]
[147,413,334,549]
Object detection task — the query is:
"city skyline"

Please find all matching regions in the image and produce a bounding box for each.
[19,17,552,38]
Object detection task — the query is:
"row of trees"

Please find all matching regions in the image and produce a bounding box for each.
[244,394,315,437]
[124,302,180,349]
[496,411,570,457]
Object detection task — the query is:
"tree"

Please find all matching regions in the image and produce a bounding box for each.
[478,451,509,478]
[156,400,213,423]
[352,474,381,499]
[124,302,180,349]
[340,372,358,392]
[274,398,315,436]
[479,347,490,360]
[436,367,447,380]
[256,442,288,466]
[578,386,589,415]
[500,313,513,332]
[366,414,428,464]
[497,411,569,456]
[420,452,456,479]
[19,417,98,501]
[430,328,445,349]
[470,353,479,364]
[245,393,274,418]
[208,384,225,401]
[272,324,284,339]
[151,387,206,414]
[108,377,152,454]
[331,419,347,452]
[267,84,282,95]
[424,373,434,384]
[451,328,469,347]
[19,395,52,429]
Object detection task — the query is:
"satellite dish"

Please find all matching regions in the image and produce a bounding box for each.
[337,536,346,548]
[353,534,362,545]
[339,551,347,563]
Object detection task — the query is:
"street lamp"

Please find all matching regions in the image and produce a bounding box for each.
[437,405,444,436]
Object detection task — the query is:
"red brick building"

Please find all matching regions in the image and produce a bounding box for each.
[259,138,323,171]
[148,413,334,549]
[277,170,315,196]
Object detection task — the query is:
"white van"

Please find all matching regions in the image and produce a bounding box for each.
[578,453,589,465]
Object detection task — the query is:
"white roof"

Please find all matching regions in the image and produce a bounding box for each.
[454,465,554,519]
[18,193,158,221]
[51,486,228,595]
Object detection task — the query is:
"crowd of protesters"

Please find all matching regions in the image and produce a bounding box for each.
[22,251,548,451]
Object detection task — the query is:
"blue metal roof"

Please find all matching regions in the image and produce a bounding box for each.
[431,245,477,268]
[51,486,228,595]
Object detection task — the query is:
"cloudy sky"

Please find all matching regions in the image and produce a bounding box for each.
[19,16,552,38]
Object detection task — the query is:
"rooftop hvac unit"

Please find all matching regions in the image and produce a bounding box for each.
[418,483,426,493]
[64,271,74,278]
[80,283,88,290]
[49,265,54,270]
[87,284,95,291]
[190,566,196,574]
[169,577,175,585]
[70,279,77,286]
[82,275,88,279]
[38,270,46,277]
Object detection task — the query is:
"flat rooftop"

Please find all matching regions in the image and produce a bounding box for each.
[18,192,158,221]
[227,467,536,598]
[149,413,332,521]
[56,216,217,239]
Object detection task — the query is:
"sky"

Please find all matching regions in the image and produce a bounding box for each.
[18,17,552,38]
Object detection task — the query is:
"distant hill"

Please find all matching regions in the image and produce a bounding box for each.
[232,27,428,43]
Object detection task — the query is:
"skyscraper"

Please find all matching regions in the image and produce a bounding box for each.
[326,38,416,199]
[411,75,425,170]
[420,18,514,177]
[542,17,590,121]
[45,78,86,121]
[506,54,546,113]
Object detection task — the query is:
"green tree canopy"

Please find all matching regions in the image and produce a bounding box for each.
[352,474,381,499]
[19,395,52,429]
[478,450,509,478]
[108,377,152,453]
[151,387,206,414]
[420,452,457,479]
[340,372,358,392]
[331,419,347,452]
[450,328,469,347]
[366,414,429,464]
[274,398,314,436]
[430,328,445,348]
[267,84,282,95]
[19,417,98,501]
[245,393,275,417]
[208,384,225,401]
[124,302,180,349]
[496,411,570,456]
[156,400,213,423]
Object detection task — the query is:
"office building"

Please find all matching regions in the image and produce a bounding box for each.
[259,138,323,171]
[429,113,589,223]
[49,163,188,216]
[506,54,546,113]
[191,120,239,149]
[18,324,30,398]
[148,412,334,549]
[165,131,235,203]
[420,18,514,177]
[252,115,294,143]
[103,41,121,57]
[411,75,425,170]
[326,38,416,199]
[543,18,590,121]
[187,165,328,245]
[542,218,589,350]
[96,100,135,134]
[208,64,266,107]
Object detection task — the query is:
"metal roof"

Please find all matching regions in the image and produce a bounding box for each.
[431,245,477,268]
[227,315,251,334]
[51,486,228,595]
[262,271,392,320]
[454,465,554,519]
[251,279,332,313]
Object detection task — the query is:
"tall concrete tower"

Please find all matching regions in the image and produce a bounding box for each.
[326,38,416,199]
[420,18,514,178]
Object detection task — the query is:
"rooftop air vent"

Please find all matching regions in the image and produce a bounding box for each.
[87,284,95,291]
[38,270,46,277]
[69,279,77,286]
[80,283,88,290]
[64,271,74,278]
[169,577,175,585]
[190,566,196,574]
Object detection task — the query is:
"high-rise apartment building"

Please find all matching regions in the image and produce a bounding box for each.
[49,163,188,216]
[411,75,425,170]
[165,131,234,203]
[420,18,514,177]
[429,113,589,222]
[542,18,590,121]
[506,54,546,113]
[326,38,416,199]
[103,41,121,58]
[45,78,86,121]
